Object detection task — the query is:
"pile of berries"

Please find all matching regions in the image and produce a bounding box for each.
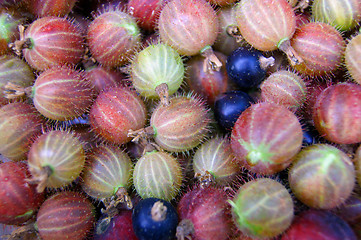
[0,0,361,239]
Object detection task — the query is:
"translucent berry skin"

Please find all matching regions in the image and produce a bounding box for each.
[0,55,34,106]
[214,91,254,131]
[158,0,219,56]
[151,95,211,152]
[226,47,266,89]
[81,144,133,200]
[25,0,78,17]
[260,70,307,112]
[177,186,233,240]
[32,66,94,121]
[128,0,168,31]
[281,210,357,240]
[213,6,240,56]
[193,137,239,185]
[87,10,140,68]
[133,151,182,201]
[23,17,84,71]
[235,0,296,51]
[85,65,127,94]
[28,130,86,190]
[231,102,303,175]
[0,102,44,161]
[312,0,361,31]
[89,87,147,145]
[290,22,345,76]
[36,191,95,240]
[0,162,44,225]
[288,144,355,209]
[94,210,138,240]
[185,51,229,105]
[345,33,361,85]
[131,43,184,99]
[0,11,21,55]
[313,83,361,144]
[132,198,178,240]
[229,178,294,239]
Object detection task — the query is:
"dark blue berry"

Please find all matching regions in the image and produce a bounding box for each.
[132,198,178,240]
[226,47,267,88]
[300,122,323,146]
[214,90,254,131]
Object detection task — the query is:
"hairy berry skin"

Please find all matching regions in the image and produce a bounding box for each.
[22,17,84,71]
[87,9,140,68]
[313,83,361,144]
[32,66,94,121]
[0,162,44,225]
[150,95,212,152]
[36,191,95,240]
[89,87,147,145]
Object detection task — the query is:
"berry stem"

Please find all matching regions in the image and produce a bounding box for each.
[226,25,244,43]
[128,126,155,143]
[259,56,275,70]
[26,165,53,193]
[201,45,222,74]
[293,0,309,12]
[6,222,38,240]
[195,170,215,187]
[176,219,194,240]
[4,82,33,99]
[278,39,303,66]
[8,25,32,56]
[115,187,133,209]
[151,201,167,222]
[155,83,170,106]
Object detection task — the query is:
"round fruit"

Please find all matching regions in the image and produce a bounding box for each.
[158,0,220,72]
[87,7,141,67]
[312,0,361,31]
[95,210,138,240]
[149,94,212,152]
[289,144,355,209]
[345,33,361,85]
[231,102,303,175]
[235,0,301,65]
[25,0,78,17]
[260,70,307,112]
[36,191,95,240]
[229,178,294,239]
[281,209,357,240]
[81,144,133,209]
[177,185,233,240]
[290,22,345,76]
[0,55,34,106]
[31,66,94,121]
[13,16,84,71]
[131,43,184,103]
[214,90,254,131]
[193,136,239,186]
[0,102,44,161]
[226,47,273,89]
[132,197,178,240]
[27,130,86,192]
[133,150,182,201]
[89,87,147,145]
[0,162,44,225]
[313,82,361,144]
